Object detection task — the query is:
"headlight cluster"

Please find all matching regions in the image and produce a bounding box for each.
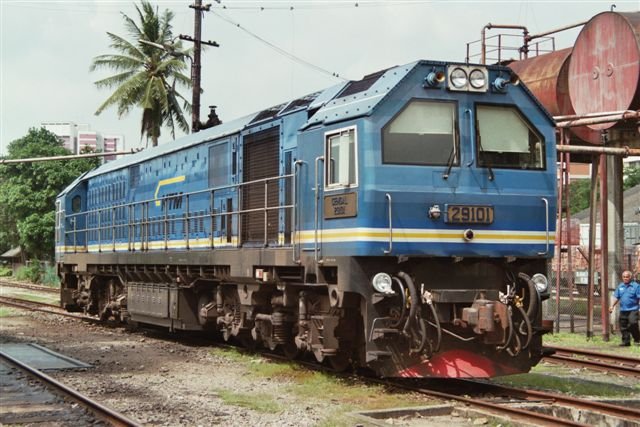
[531,273,549,294]
[372,272,394,294]
[447,65,488,92]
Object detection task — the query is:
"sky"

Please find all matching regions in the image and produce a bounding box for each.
[1,0,638,155]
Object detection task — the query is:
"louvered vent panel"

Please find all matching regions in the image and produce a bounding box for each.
[242,128,280,244]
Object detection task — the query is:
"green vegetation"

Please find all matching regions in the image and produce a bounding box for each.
[0,307,18,317]
[7,291,59,305]
[91,0,192,147]
[13,264,59,286]
[0,128,99,260]
[15,264,43,283]
[491,372,636,396]
[0,266,12,277]
[209,347,422,425]
[544,331,640,356]
[569,165,640,215]
[214,389,282,414]
[40,266,60,287]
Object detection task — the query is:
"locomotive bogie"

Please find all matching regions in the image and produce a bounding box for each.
[56,60,556,378]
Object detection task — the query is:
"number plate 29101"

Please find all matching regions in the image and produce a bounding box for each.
[445,205,494,224]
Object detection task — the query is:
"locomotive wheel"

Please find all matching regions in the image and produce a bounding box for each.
[327,351,351,372]
[281,342,300,360]
[239,334,257,350]
[222,326,232,342]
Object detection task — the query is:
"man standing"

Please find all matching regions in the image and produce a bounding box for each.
[609,270,640,346]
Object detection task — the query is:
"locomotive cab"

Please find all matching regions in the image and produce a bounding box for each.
[295,62,556,376]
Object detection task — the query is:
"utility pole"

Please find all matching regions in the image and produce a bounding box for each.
[180,0,219,133]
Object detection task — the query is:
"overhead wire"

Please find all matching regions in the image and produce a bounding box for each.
[209,9,348,81]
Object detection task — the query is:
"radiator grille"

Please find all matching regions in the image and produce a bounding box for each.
[242,127,280,244]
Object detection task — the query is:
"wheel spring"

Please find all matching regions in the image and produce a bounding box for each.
[271,311,290,344]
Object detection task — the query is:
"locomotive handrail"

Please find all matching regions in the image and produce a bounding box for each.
[314,156,325,267]
[62,172,297,253]
[292,160,304,264]
[538,197,550,256]
[465,108,475,167]
[384,193,392,254]
[63,173,296,219]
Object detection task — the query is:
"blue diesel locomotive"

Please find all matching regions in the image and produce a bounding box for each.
[56,60,555,378]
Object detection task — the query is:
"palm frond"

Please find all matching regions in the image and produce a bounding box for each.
[165,88,190,135]
[103,32,145,60]
[90,54,143,73]
[93,70,137,89]
[95,71,148,116]
[121,10,143,41]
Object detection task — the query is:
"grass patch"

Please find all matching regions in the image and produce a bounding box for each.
[544,332,640,356]
[215,389,282,413]
[209,346,424,424]
[210,346,251,363]
[491,373,636,397]
[0,307,19,317]
[11,292,59,305]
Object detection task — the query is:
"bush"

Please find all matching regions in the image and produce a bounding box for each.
[40,266,60,287]
[15,263,43,283]
[0,266,12,277]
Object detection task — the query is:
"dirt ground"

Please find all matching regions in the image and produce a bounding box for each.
[0,309,341,426]
[2,304,639,427]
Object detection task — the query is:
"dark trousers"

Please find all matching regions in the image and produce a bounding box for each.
[619,310,640,345]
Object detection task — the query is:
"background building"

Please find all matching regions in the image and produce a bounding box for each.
[41,122,124,161]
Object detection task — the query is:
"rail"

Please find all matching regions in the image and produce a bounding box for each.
[0,350,141,426]
[544,346,640,377]
[59,170,298,254]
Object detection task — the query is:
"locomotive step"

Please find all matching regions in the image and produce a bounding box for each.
[371,328,400,341]
[366,351,393,362]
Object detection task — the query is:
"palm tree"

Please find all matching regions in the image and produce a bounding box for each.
[91,1,191,147]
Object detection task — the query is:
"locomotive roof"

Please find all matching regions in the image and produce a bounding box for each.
[77,59,550,183]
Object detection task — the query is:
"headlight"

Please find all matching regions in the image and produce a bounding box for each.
[531,273,549,293]
[450,68,467,88]
[469,69,486,89]
[372,272,393,294]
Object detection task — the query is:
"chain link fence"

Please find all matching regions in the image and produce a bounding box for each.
[545,246,637,335]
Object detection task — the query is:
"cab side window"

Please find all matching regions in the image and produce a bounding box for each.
[325,127,357,188]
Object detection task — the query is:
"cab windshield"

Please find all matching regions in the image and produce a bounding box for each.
[382,100,458,166]
[476,105,545,170]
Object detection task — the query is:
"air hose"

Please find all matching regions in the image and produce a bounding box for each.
[398,271,418,335]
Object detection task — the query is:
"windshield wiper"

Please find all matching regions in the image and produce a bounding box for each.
[443,147,456,179]
[443,129,459,180]
[475,121,494,181]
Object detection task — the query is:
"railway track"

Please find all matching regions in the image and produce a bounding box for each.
[3,294,639,426]
[378,377,640,426]
[0,295,99,323]
[0,349,140,426]
[248,346,640,426]
[544,346,640,377]
[0,278,59,294]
